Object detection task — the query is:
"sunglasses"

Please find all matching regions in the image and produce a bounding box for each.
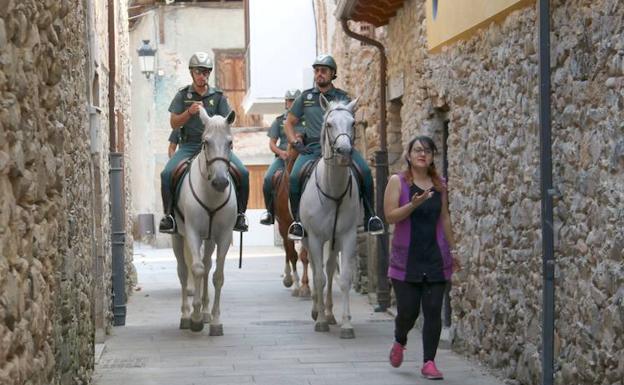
[192,68,211,76]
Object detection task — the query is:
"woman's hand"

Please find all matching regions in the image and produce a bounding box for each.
[410,188,433,209]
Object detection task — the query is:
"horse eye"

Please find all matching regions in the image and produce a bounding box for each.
[228,140,233,149]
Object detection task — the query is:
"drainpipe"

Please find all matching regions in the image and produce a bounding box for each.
[108,0,126,326]
[538,0,555,383]
[340,19,390,310]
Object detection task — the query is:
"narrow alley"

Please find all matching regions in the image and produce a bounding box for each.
[93,246,504,385]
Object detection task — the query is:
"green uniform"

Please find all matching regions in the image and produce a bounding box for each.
[262,113,304,212]
[160,85,249,214]
[288,86,375,220]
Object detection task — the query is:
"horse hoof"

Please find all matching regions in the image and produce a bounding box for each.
[314,322,330,332]
[179,318,191,329]
[283,276,294,288]
[326,315,337,325]
[340,328,355,339]
[202,313,211,323]
[299,287,311,298]
[291,288,299,297]
[311,310,318,321]
[190,321,204,332]
[209,324,223,336]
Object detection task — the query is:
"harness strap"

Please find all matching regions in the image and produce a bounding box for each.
[314,167,353,251]
[188,162,233,239]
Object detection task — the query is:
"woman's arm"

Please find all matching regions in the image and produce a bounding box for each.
[384,175,432,224]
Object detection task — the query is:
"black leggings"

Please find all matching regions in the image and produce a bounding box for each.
[392,278,446,362]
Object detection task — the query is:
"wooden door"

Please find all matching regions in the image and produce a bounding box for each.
[214,49,262,128]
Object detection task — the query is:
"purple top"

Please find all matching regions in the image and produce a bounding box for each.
[388,173,453,281]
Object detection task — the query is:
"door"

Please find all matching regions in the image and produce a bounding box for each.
[214,49,262,128]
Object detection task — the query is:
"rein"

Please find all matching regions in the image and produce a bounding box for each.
[314,166,353,251]
[188,156,232,240]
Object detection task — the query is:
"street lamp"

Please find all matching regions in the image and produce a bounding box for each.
[137,39,157,79]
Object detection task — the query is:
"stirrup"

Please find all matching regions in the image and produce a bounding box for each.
[367,216,384,236]
[159,214,177,234]
[287,221,304,240]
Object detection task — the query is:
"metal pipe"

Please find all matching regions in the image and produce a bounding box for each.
[340,19,390,310]
[538,1,555,384]
[108,0,116,152]
[110,153,126,326]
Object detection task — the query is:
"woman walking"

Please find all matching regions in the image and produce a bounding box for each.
[383,135,459,380]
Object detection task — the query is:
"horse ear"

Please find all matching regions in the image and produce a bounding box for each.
[226,110,236,125]
[199,107,210,125]
[319,94,330,112]
[346,97,359,113]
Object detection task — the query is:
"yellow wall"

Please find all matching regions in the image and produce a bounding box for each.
[425,0,533,51]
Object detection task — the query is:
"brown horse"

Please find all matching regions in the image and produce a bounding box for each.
[273,147,310,297]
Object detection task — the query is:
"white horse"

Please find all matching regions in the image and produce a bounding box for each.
[172,108,237,335]
[300,96,361,339]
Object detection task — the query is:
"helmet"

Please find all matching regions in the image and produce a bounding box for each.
[284,89,301,100]
[188,52,213,70]
[312,54,337,75]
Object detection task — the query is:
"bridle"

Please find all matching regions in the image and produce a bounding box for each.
[321,106,354,162]
[188,139,232,239]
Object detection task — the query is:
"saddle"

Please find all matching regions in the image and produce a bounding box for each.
[298,158,320,193]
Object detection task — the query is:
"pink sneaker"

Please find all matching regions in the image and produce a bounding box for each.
[389,342,405,368]
[421,360,444,380]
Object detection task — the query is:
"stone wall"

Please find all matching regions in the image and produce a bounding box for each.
[0,0,134,384]
[0,1,95,384]
[327,0,624,384]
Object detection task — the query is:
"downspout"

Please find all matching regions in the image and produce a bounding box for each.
[340,19,391,310]
[108,0,126,326]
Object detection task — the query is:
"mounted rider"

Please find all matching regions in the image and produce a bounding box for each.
[259,89,305,226]
[283,54,384,240]
[159,51,249,234]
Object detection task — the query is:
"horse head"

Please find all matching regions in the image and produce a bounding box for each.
[198,107,236,192]
[320,94,358,167]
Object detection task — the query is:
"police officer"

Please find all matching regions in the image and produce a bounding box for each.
[159,51,249,233]
[284,54,384,240]
[259,89,305,225]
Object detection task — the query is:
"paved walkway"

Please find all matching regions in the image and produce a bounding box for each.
[93,245,503,385]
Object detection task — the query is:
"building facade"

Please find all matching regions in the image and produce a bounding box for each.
[322,0,624,384]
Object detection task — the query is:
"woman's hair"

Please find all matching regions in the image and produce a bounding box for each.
[403,135,444,191]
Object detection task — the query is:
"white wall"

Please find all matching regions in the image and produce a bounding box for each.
[243,0,317,114]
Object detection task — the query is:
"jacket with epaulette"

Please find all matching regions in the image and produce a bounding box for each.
[289,86,350,140]
[168,85,231,142]
[268,112,306,151]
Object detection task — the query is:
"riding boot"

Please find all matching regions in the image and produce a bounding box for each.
[287,193,304,240]
[362,194,384,236]
[260,203,274,225]
[233,180,249,232]
[159,187,177,234]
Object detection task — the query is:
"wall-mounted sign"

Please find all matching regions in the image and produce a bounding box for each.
[425,0,533,51]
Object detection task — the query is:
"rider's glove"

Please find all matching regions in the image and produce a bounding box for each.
[292,140,312,155]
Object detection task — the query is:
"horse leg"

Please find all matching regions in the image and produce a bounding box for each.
[209,234,230,336]
[186,232,205,332]
[339,232,357,339]
[299,246,311,298]
[284,238,298,292]
[324,244,338,325]
[283,248,293,288]
[173,235,191,329]
[306,236,329,332]
[202,240,215,324]
[182,242,195,296]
